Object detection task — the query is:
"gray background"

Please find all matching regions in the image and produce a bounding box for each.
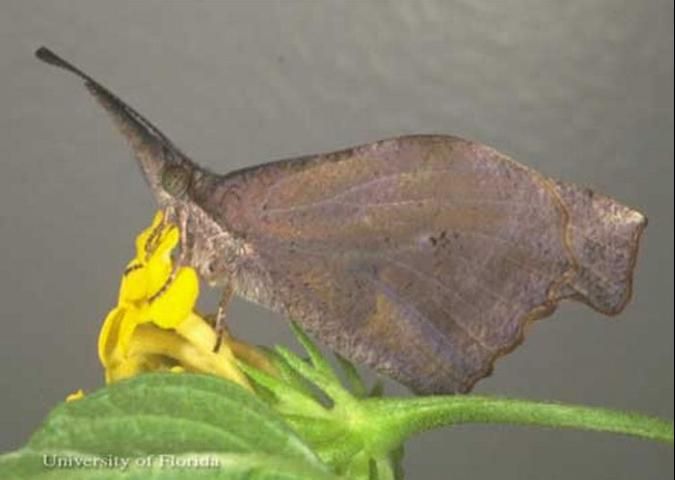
[0,1,672,479]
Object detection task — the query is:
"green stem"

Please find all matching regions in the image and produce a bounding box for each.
[363,395,673,449]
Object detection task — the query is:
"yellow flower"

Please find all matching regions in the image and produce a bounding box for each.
[97,211,275,389]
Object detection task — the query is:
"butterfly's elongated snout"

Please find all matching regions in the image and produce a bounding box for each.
[35,47,200,206]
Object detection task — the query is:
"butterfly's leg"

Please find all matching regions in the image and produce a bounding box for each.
[213,284,234,352]
[176,207,190,265]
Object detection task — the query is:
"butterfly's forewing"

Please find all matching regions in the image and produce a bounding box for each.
[213,135,645,393]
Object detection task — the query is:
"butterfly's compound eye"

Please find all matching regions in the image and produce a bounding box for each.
[161,165,191,197]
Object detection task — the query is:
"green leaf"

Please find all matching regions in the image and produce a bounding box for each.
[334,353,367,398]
[288,322,339,386]
[0,373,338,480]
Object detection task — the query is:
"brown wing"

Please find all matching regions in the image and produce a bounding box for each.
[214,135,645,394]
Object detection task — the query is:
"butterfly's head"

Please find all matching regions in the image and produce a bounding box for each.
[140,145,218,216]
[139,144,195,206]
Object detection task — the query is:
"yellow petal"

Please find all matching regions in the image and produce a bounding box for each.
[135,211,165,260]
[118,260,149,303]
[116,308,145,356]
[98,305,145,367]
[146,227,179,295]
[105,354,148,383]
[175,312,222,352]
[66,389,85,402]
[148,267,199,329]
[98,307,125,367]
[129,323,252,390]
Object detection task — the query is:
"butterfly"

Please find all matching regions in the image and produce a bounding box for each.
[36,47,646,394]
